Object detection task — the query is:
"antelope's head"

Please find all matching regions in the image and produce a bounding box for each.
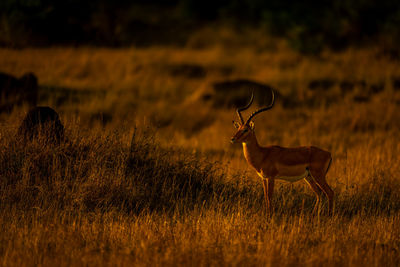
[231,90,275,144]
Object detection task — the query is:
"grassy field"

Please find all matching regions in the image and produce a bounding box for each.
[0,39,400,266]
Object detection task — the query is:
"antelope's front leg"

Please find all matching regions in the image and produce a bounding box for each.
[262,178,275,217]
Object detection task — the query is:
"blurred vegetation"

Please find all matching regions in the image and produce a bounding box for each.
[2,0,400,52]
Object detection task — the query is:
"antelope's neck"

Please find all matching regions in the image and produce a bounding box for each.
[242,133,264,171]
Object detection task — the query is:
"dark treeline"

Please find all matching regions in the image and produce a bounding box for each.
[1,0,400,52]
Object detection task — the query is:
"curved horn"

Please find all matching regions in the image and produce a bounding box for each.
[236,91,254,124]
[245,90,275,125]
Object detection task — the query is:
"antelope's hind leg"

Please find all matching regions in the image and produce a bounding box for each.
[305,176,323,214]
[309,170,334,215]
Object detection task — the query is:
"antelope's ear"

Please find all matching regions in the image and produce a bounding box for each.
[233,121,241,129]
[249,121,255,130]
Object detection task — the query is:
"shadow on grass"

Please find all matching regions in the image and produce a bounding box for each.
[0,127,258,215]
[335,171,400,218]
[1,126,397,218]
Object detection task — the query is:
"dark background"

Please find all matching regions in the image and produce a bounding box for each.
[1,0,400,53]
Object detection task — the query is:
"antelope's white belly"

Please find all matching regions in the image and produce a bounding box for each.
[257,164,310,182]
[276,163,309,182]
[276,169,309,182]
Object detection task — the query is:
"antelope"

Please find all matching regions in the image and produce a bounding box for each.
[231,91,334,216]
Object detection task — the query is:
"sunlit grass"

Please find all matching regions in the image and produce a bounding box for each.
[0,41,400,266]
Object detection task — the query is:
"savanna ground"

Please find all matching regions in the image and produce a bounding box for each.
[1,32,400,266]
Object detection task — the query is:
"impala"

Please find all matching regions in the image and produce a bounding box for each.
[231,91,334,216]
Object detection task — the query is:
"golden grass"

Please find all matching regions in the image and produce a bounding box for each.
[0,40,400,266]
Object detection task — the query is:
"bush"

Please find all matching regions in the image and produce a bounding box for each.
[3,0,400,51]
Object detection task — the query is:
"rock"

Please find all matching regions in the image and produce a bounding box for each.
[18,106,64,143]
[211,79,276,108]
